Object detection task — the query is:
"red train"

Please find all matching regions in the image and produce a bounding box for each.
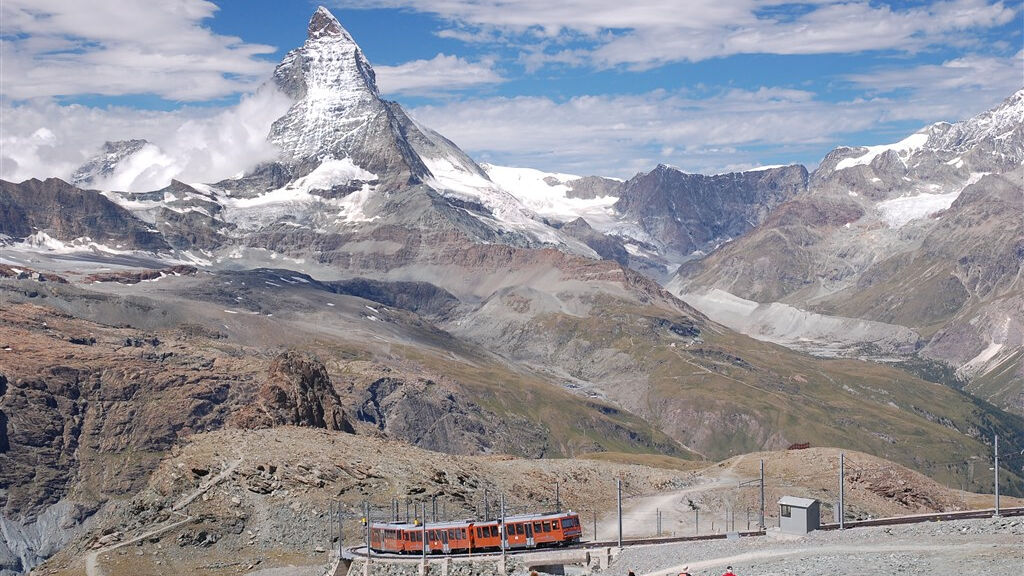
[368,511,583,554]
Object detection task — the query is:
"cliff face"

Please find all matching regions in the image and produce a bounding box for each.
[613,164,807,256]
[0,178,169,250]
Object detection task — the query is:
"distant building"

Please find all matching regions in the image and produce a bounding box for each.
[778,496,820,534]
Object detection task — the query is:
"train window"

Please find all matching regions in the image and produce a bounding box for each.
[543,521,551,532]
[490,525,498,537]
[560,518,572,529]
[534,522,542,532]
[517,524,525,535]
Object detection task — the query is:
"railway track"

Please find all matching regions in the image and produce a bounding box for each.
[348,506,1023,560]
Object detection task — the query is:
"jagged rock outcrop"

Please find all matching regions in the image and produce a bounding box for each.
[233,351,353,432]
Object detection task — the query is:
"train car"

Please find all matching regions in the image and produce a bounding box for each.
[369,522,412,554]
[470,520,502,550]
[502,512,582,549]
[423,521,473,553]
[368,511,582,554]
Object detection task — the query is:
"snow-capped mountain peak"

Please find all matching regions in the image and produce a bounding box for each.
[307,6,351,41]
[268,7,387,167]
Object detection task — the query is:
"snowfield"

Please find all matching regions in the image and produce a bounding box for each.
[834,132,929,171]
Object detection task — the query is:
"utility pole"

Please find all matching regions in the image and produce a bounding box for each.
[994,434,1001,517]
[839,453,845,529]
[555,481,561,513]
[592,510,597,542]
[342,502,350,557]
[500,494,507,565]
[759,459,766,531]
[484,488,489,521]
[616,478,623,548]
[695,508,699,535]
[363,501,371,576]
[421,502,427,567]
[432,496,437,522]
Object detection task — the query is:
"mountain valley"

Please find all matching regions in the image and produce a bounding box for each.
[1,6,1022,575]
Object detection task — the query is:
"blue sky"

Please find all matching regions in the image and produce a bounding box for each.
[2,0,1022,183]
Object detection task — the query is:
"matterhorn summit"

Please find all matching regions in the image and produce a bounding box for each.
[267,6,488,190]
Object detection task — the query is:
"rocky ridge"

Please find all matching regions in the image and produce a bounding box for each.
[673,90,1024,403]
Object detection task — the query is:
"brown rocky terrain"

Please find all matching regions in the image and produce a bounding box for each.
[28,430,1020,576]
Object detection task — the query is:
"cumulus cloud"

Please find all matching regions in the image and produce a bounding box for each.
[1,87,293,191]
[1,0,277,100]
[405,83,1015,177]
[338,0,1018,68]
[375,53,505,96]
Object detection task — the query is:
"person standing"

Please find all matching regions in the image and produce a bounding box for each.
[722,566,737,576]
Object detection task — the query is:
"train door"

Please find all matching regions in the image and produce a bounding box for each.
[441,530,450,553]
[525,523,535,547]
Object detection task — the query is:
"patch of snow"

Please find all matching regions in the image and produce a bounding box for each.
[876,172,987,227]
[835,132,929,171]
[17,231,130,255]
[623,243,645,257]
[964,341,1003,370]
[224,158,375,209]
[421,156,573,248]
[178,251,213,266]
[217,157,379,229]
[483,164,620,231]
[875,191,960,227]
[742,164,786,173]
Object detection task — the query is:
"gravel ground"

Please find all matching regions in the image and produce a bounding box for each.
[603,517,1023,576]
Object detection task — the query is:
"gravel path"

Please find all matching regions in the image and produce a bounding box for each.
[603,516,1023,576]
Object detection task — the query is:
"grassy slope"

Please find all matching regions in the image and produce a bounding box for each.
[522,299,1024,495]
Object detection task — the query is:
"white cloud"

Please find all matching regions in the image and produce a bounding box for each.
[844,52,1024,121]
[405,83,1017,177]
[1,0,277,100]
[339,0,1018,67]
[375,53,505,96]
[0,87,293,191]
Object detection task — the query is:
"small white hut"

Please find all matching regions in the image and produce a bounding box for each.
[778,496,820,534]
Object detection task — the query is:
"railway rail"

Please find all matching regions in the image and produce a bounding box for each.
[347,506,1023,560]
